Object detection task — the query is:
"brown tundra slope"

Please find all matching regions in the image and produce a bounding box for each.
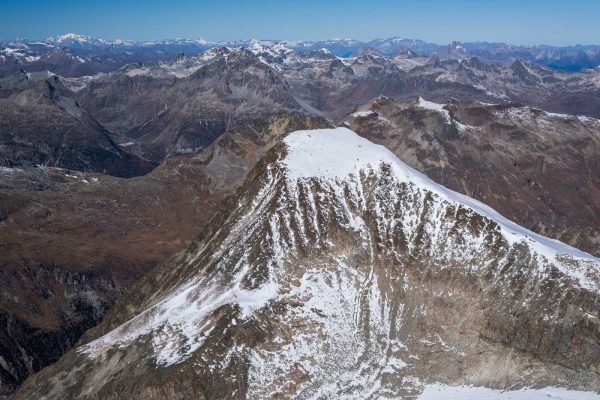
[343,97,600,257]
[14,128,600,399]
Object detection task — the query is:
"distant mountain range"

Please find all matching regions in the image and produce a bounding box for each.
[2,33,600,71]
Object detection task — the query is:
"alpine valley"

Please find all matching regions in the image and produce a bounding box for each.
[1,34,600,399]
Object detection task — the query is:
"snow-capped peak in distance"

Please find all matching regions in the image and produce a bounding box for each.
[323,37,361,44]
[44,33,212,49]
[248,39,293,57]
[51,33,93,43]
[10,33,600,71]
[45,33,135,47]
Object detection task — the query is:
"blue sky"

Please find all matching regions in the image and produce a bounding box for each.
[1,0,599,45]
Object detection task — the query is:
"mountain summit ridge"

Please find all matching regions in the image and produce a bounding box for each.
[283,129,597,266]
[80,127,600,365]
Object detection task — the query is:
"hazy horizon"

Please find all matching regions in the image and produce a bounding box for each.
[1,0,599,46]
[3,32,600,48]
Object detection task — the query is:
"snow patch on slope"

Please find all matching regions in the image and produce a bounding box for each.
[80,166,283,366]
[351,110,376,118]
[248,259,413,398]
[81,273,278,366]
[249,40,293,57]
[417,97,475,132]
[417,97,450,119]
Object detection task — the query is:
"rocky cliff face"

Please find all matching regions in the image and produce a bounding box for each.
[15,128,600,399]
[0,265,119,396]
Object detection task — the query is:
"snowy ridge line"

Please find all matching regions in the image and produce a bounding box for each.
[78,127,600,372]
[416,97,475,131]
[488,103,600,124]
[281,128,599,282]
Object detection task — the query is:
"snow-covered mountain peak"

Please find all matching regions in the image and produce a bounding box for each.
[53,33,92,43]
[282,127,400,179]
[248,40,294,60]
[15,128,600,399]
[282,128,599,282]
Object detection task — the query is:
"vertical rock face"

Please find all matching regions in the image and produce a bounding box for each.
[14,128,600,399]
[0,266,120,396]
